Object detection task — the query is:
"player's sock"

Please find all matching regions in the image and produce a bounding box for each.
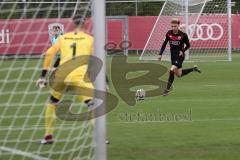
[45,103,56,136]
[181,68,194,77]
[182,65,201,77]
[166,70,175,90]
[163,70,175,96]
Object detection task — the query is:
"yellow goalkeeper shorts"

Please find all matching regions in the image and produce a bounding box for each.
[50,79,94,102]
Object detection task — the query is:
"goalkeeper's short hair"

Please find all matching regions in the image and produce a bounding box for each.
[72,14,87,27]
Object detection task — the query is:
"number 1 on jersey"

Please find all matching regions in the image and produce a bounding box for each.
[70,43,77,59]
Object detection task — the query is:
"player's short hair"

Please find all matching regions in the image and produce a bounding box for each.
[171,18,180,25]
[72,14,86,27]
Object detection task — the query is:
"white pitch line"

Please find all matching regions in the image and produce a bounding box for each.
[107,118,240,124]
[0,146,49,160]
[203,84,217,87]
[193,118,240,122]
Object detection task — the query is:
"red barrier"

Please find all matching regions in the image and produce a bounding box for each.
[107,19,124,47]
[128,16,239,50]
[0,18,91,55]
[232,16,240,49]
[0,16,239,55]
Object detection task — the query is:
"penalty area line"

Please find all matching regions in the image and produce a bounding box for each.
[0,146,49,160]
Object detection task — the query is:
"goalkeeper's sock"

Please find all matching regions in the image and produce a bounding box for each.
[181,68,194,77]
[45,103,56,136]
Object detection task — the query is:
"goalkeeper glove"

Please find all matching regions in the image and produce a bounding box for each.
[36,70,48,88]
[36,78,47,89]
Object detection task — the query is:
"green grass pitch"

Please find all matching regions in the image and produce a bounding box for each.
[0,53,240,160]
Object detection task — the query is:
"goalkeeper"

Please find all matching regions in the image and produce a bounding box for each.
[37,15,94,144]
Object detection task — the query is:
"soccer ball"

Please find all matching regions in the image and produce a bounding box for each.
[135,89,146,101]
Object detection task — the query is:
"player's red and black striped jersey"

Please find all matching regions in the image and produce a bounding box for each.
[159,30,190,59]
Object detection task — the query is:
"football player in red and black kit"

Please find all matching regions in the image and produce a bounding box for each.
[158,19,201,96]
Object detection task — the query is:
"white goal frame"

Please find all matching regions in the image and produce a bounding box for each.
[140,0,232,62]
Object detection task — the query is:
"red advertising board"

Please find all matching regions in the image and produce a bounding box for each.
[0,16,239,55]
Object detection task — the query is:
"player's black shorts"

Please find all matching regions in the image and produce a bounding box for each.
[171,57,184,69]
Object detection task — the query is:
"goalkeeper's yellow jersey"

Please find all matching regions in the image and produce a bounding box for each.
[43,31,94,82]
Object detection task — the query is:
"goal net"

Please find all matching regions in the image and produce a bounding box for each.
[0,1,100,160]
[140,0,232,62]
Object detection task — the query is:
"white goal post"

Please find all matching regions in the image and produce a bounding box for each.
[140,0,232,62]
[92,0,107,160]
